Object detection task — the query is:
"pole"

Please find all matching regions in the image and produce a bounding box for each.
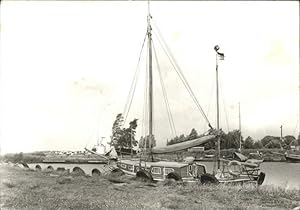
[239,102,242,151]
[280,125,283,150]
[131,130,133,158]
[216,53,220,170]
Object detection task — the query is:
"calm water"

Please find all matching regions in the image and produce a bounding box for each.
[201,161,300,189]
[28,162,300,189]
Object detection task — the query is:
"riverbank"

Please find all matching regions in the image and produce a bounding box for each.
[2,148,300,164]
[155,148,300,162]
[1,164,299,209]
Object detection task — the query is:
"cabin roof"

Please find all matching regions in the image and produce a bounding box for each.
[119,159,189,168]
[149,161,189,168]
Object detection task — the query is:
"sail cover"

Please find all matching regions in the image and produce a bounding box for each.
[151,135,216,154]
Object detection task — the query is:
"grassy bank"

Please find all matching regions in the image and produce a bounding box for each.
[1,164,299,210]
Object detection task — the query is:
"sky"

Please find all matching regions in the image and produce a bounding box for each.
[0,1,299,154]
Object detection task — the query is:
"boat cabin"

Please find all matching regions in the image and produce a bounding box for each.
[117,159,207,182]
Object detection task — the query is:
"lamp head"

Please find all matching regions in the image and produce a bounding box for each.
[214,45,220,52]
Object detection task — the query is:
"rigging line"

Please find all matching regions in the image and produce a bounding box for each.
[152,40,177,137]
[85,111,99,148]
[151,20,211,126]
[152,31,201,117]
[123,64,140,125]
[203,77,215,131]
[84,121,99,148]
[122,32,148,125]
[123,32,147,123]
[141,68,145,137]
[292,117,299,137]
[152,27,211,128]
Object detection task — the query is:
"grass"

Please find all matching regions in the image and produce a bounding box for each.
[0,164,299,210]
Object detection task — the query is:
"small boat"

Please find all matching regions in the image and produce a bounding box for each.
[285,153,300,162]
[204,154,215,158]
[271,151,300,162]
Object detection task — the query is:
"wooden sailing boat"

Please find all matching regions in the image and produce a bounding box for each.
[116,2,265,185]
[116,1,216,182]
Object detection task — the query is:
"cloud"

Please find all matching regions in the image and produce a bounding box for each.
[262,40,292,65]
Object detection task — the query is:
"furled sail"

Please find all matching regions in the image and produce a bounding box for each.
[151,134,216,154]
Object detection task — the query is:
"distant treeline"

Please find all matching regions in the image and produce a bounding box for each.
[167,128,300,150]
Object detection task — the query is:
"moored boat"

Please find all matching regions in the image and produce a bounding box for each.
[115,0,265,186]
[285,153,300,162]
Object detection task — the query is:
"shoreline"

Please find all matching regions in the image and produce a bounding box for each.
[1,148,299,164]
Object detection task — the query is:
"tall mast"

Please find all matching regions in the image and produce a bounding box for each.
[147,0,153,155]
[299,65,300,139]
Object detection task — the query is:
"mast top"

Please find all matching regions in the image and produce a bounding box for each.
[148,0,151,17]
[147,0,152,33]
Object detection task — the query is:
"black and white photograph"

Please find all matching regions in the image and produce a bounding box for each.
[0,0,299,209]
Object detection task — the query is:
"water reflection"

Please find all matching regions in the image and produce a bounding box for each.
[202,161,300,189]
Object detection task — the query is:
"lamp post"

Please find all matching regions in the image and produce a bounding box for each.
[214,45,224,171]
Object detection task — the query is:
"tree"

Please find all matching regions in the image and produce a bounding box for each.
[111,113,124,146]
[167,136,179,145]
[178,134,186,143]
[261,136,282,149]
[265,140,282,149]
[116,119,138,149]
[283,135,296,146]
[167,134,186,145]
[203,140,216,150]
[139,135,156,148]
[187,128,198,140]
[253,140,263,149]
[221,130,241,149]
[297,134,300,146]
[261,136,276,147]
[244,136,254,149]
